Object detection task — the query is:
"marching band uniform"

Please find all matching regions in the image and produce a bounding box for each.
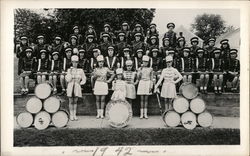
[131,32,147,56]
[131,23,145,41]
[16,35,30,76]
[115,32,129,57]
[51,36,64,60]
[147,35,159,56]
[81,34,98,59]
[180,47,195,83]
[160,37,172,58]
[189,37,200,58]
[49,51,63,92]
[220,39,231,61]
[78,49,89,73]
[105,46,120,71]
[204,37,217,59]
[72,26,83,45]
[84,25,98,42]
[175,37,186,58]
[99,33,112,57]
[146,23,159,45]
[123,60,137,100]
[100,24,116,44]
[134,49,152,71]
[111,68,127,101]
[117,22,132,44]
[68,35,80,55]
[163,23,177,48]
[37,49,51,84]
[34,35,50,59]
[119,47,134,69]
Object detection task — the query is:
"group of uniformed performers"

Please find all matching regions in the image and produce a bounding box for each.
[16,22,240,120]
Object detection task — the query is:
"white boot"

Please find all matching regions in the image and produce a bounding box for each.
[73,109,78,121]
[144,108,148,119]
[100,109,104,119]
[96,109,100,119]
[69,109,74,121]
[140,109,143,119]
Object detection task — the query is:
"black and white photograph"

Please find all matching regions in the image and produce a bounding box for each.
[1,1,249,156]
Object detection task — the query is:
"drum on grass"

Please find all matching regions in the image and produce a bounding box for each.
[181,111,197,130]
[179,82,198,99]
[35,83,52,99]
[162,110,181,127]
[26,97,43,114]
[34,111,51,130]
[190,97,206,114]
[173,96,189,114]
[43,96,61,113]
[105,100,133,128]
[16,112,33,128]
[51,110,69,128]
[197,111,213,127]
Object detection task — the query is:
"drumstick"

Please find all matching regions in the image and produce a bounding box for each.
[156,92,163,115]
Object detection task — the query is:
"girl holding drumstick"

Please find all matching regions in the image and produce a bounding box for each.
[154,55,183,111]
[65,55,86,121]
[92,55,115,119]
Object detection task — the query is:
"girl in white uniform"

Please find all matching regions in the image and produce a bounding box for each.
[92,55,115,119]
[154,56,183,111]
[111,68,127,101]
[137,55,154,119]
[65,55,87,121]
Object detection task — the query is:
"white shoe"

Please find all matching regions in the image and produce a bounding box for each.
[96,109,100,119]
[144,108,148,119]
[100,109,104,119]
[70,115,74,121]
[74,116,78,121]
[140,109,143,119]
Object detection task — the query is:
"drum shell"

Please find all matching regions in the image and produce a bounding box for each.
[105,100,133,128]
[26,96,43,114]
[51,110,69,128]
[16,112,34,128]
[173,96,189,114]
[197,111,213,127]
[181,111,197,130]
[162,110,181,127]
[34,111,51,130]
[179,82,198,99]
[43,96,61,113]
[34,83,52,99]
[190,97,206,114]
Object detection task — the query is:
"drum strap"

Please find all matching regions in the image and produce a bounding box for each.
[211,58,214,70]
[181,58,184,71]
[51,60,54,71]
[135,57,138,70]
[63,58,66,71]
[38,59,41,71]
[196,58,199,69]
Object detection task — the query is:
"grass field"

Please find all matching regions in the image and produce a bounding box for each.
[14,128,240,146]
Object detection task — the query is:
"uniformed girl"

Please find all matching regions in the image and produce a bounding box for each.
[220,39,231,61]
[134,49,152,71]
[61,48,73,94]
[99,33,112,57]
[68,35,79,55]
[78,48,89,73]
[84,24,98,42]
[137,55,154,119]
[175,37,186,58]
[115,32,129,57]
[34,35,49,59]
[37,49,51,84]
[100,23,116,44]
[81,34,98,59]
[72,26,83,45]
[225,49,240,92]
[147,35,159,56]
[154,55,183,111]
[131,32,147,56]
[204,37,217,59]
[150,48,163,83]
[90,48,101,73]
[120,47,133,69]
[19,47,36,94]
[92,55,115,119]
[51,35,64,60]
[189,37,200,58]
[180,47,195,83]
[49,51,63,93]
[146,23,159,45]
[123,60,138,104]
[119,22,132,44]
[209,48,225,94]
[163,23,177,48]
[16,35,30,76]
[132,23,145,41]
[65,55,86,121]
[160,37,172,58]
[195,48,210,93]
[111,68,127,101]
[105,46,120,70]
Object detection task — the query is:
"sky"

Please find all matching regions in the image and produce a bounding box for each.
[152,9,240,36]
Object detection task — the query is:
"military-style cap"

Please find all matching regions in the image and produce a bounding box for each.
[196,48,204,53]
[52,51,59,55]
[118,32,126,36]
[167,23,175,29]
[150,23,156,28]
[37,35,44,39]
[142,55,150,62]
[213,48,221,53]
[93,48,100,52]
[55,36,62,40]
[40,49,47,53]
[79,49,85,53]
[125,60,133,66]
[136,49,144,53]
[177,37,185,42]
[88,25,94,29]
[73,26,79,30]
[135,23,142,27]
[70,35,78,40]
[87,34,94,38]
[25,47,33,52]
[208,37,216,42]
[116,68,123,75]
[108,46,114,50]
[123,47,130,52]
[151,48,159,52]
[97,55,104,62]
[65,48,72,52]
[220,39,229,44]
[20,36,28,40]
[163,37,170,41]
[102,33,110,38]
[134,32,142,36]
[165,55,173,62]
[168,49,175,54]
[71,55,79,62]
[190,37,199,43]
[230,49,238,54]
[104,24,110,28]
[183,47,190,52]
[122,22,129,26]
[150,35,157,40]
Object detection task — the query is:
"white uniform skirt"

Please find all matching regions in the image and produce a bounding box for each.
[67,82,82,97]
[161,81,176,98]
[94,81,109,95]
[137,80,152,95]
[125,83,136,99]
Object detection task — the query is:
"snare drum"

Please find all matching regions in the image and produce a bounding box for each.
[34,111,51,130]
[35,83,52,99]
[190,97,206,114]
[181,111,197,130]
[43,96,61,113]
[197,111,213,127]
[173,96,189,114]
[179,82,198,99]
[162,110,181,127]
[16,112,33,128]
[51,110,69,128]
[26,97,43,114]
[105,100,133,128]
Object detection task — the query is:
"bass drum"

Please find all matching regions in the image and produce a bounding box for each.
[197,111,213,127]
[162,110,181,127]
[26,97,43,114]
[34,111,51,130]
[105,100,133,128]
[51,110,69,128]
[190,97,206,114]
[43,96,61,113]
[16,112,33,128]
[179,82,198,99]
[173,96,189,114]
[35,83,52,99]
[181,111,197,130]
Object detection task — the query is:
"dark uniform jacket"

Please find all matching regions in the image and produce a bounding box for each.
[34,44,49,59]
[37,58,51,72]
[99,41,112,57]
[163,31,177,48]
[19,57,36,75]
[63,57,72,72]
[225,58,240,73]
[195,57,209,72]
[78,58,89,73]
[204,46,216,59]
[151,57,163,72]
[81,42,98,59]
[105,56,120,71]
[190,45,200,58]
[131,41,147,56]
[221,48,231,61]
[115,41,129,57]
[51,59,63,72]
[208,58,225,72]
[180,57,195,72]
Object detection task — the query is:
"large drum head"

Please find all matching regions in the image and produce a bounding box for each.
[35,83,52,99]
[34,111,51,130]
[52,111,69,128]
[26,97,43,114]
[179,82,198,99]
[106,100,132,128]
[163,110,181,127]
[181,111,197,130]
[190,98,206,114]
[173,96,189,113]
[16,112,33,128]
[198,111,213,127]
[44,96,61,113]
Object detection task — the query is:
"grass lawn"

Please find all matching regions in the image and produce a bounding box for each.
[14,128,240,146]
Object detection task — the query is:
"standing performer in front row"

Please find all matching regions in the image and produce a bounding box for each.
[92,55,115,119]
[111,68,127,101]
[65,55,86,121]
[137,55,154,119]
[154,55,183,111]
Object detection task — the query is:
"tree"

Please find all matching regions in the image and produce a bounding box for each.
[191,13,226,44]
